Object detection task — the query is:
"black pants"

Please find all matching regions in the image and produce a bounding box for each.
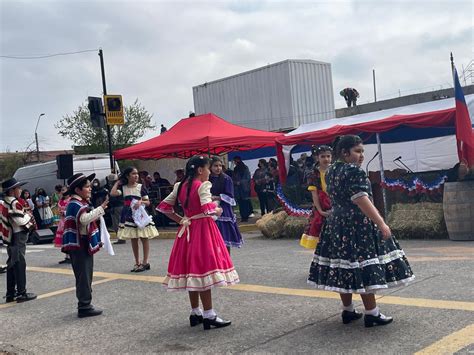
[6,231,28,297]
[69,244,94,310]
[256,190,268,215]
[237,198,252,220]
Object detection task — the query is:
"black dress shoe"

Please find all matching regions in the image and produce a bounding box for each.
[342,310,363,324]
[5,295,16,303]
[364,313,393,327]
[189,314,204,327]
[78,308,103,318]
[113,239,126,245]
[203,316,231,330]
[16,292,37,303]
[58,258,71,264]
[0,266,7,274]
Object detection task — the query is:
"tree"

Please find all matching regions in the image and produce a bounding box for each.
[55,99,156,152]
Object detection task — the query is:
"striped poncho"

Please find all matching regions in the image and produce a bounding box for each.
[62,197,102,255]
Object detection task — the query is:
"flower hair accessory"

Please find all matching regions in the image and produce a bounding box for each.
[199,156,204,159]
[190,164,195,169]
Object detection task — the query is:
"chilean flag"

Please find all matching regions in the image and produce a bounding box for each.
[453,67,474,166]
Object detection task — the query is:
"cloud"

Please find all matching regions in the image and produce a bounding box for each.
[1,0,472,151]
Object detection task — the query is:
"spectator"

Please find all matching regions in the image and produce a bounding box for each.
[174,169,185,184]
[232,156,253,222]
[105,174,125,245]
[340,87,360,107]
[160,124,167,134]
[32,188,53,228]
[253,159,269,216]
[269,158,279,184]
[91,179,109,208]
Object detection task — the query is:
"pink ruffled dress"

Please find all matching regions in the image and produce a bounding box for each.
[158,180,240,291]
[54,198,70,247]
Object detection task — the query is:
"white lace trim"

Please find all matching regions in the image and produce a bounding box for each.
[311,249,406,269]
[163,269,240,292]
[351,191,369,201]
[307,275,415,294]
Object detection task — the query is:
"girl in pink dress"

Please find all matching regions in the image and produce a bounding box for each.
[158,156,239,330]
[54,187,71,264]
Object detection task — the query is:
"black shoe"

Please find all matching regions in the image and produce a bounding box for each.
[364,313,393,327]
[78,308,103,318]
[203,316,231,330]
[58,258,71,264]
[342,310,363,324]
[16,292,37,303]
[5,295,16,303]
[190,314,204,327]
[0,266,6,274]
[113,239,126,245]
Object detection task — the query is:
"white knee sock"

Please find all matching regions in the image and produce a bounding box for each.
[203,309,217,319]
[341,303,355,312]
[191,307,203,316]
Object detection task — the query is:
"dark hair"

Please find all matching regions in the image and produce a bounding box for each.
[20,189,31,199]
[176,156,210,208]
[210,156,223,166]
[120,166,137,185]
[333,135,362,159]
[315,145,333,156]
[74,178,90,193]
[55,184,63,192]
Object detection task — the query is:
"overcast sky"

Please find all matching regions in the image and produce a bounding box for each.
[1,0,472,152]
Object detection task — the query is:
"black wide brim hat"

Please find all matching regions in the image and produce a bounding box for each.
[65,173,96,195]
[1,178,28,192]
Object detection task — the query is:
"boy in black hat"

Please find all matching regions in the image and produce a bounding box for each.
[62,173,108,317]
[1,178,37,303]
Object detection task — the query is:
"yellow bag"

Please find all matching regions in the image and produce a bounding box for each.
[300,233,319,249]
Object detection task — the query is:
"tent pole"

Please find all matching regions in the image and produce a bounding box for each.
[376,133,388,217]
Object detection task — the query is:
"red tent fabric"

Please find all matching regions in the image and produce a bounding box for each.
[114,113,283,160]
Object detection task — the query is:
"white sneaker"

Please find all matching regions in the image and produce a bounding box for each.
[249,213,255,218]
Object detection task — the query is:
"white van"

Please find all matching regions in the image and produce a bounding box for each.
[13,154,120,195]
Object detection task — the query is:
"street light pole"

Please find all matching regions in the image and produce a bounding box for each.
[35,113,45,162]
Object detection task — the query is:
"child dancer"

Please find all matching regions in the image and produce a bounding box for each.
[110,167,159,272]
[158,156,239,330]
[307,135,414,327]
[62,173,108,317]
[54,186,71,264]
[300,145,332,249]
[209,156,243,253]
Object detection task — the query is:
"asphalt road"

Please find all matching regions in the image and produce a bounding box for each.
[1,233,473,354]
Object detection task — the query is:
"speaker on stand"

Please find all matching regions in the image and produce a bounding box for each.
[56,154,74,180]
[29,228,55,244]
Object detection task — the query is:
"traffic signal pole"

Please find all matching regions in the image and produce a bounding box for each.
[98,49,115,172]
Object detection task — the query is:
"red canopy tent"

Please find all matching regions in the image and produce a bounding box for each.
[114,113,283,160]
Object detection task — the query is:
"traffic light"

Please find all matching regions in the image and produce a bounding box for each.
[88,96,105,128]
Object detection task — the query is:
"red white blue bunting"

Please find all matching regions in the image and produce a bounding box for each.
[381,174,447,195]
[275,184,312,217]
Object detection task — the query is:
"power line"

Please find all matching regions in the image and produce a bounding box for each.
[0,48,99,60]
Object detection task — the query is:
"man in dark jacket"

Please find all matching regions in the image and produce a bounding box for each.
[232,157,253,222]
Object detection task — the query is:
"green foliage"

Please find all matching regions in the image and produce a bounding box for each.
[55,99,156,152]
[0,152,30,181]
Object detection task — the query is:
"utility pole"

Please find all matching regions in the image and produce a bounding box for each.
[98,49,115,172]
[372,69,377,102]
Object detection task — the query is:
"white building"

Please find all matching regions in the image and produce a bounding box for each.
[193,59,335,131]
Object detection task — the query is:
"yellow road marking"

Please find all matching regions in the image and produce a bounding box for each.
[26,266,474,312]
[414,323,474,354]
[0,278,115,310]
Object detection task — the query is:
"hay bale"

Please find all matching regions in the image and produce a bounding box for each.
[282,216,308,239]
[387,202,447,239]
[256,211,288,239]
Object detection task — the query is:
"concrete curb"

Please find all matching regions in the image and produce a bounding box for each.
[109,224,259,240]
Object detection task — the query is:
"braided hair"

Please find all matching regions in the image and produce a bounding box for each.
[175,156,210,208]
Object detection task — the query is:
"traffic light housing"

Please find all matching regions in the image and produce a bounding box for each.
[104,95,124,125]
[88,96,105,128]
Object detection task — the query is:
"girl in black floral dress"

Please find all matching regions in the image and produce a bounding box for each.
[308,135,414,327]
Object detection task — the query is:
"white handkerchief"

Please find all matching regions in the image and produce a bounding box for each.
[100,216,115,256]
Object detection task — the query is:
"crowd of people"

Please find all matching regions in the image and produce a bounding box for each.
[2,135,417,330]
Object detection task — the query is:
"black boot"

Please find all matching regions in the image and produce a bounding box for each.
[189,314,203,327]
[364,313,393,327]
[203,316,231,330]
[78,307,103,318]
[342,310,363,324]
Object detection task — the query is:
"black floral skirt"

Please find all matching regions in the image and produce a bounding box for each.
[307,212,415,293]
